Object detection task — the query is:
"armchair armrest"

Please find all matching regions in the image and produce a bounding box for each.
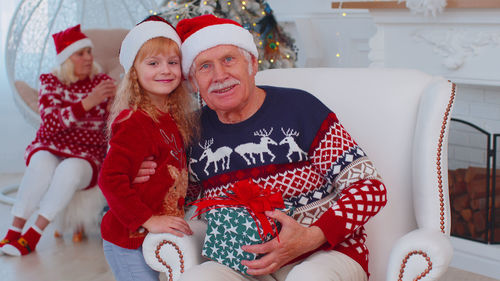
[142,220,207,281]
[387,228,453,281]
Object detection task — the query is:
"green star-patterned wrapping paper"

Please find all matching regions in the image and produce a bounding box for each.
[201,206,278,275]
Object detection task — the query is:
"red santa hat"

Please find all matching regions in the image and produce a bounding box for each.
[52,24,93,65]
[176,15,258,77]
[119,15,181,73]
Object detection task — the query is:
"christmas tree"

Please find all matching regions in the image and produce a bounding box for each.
[157,0,297,70]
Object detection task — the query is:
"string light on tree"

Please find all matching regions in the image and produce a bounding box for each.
[157,0,297,70]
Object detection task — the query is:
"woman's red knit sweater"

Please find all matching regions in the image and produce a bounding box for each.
[26,73,112,189]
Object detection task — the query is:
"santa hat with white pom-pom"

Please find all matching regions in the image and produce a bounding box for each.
[176,14,258,77]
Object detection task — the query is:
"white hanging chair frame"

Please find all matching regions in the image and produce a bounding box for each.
[3,0,161,204]
[5,0,162,128]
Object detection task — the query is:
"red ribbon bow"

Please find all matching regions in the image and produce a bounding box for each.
[190,179,285,242]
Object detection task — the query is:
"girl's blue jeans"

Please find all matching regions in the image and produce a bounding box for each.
[103,240,159,281]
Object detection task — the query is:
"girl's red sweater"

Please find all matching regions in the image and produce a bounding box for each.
[98,110,187,249]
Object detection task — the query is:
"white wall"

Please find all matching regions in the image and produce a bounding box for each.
[0,0,37,173]
[268,0,376,68]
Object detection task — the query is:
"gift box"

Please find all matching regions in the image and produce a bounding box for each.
[202,206,271,274]
[190,179,290,275]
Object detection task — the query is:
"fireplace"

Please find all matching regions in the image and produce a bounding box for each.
[448,118,500,244]
[270,2,500,277]
[361,5,500,278]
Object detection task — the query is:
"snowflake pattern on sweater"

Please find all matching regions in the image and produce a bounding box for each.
[25,73,112,189]
[188,86,387,276]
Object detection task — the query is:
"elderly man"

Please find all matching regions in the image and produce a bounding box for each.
[136,14,386,281]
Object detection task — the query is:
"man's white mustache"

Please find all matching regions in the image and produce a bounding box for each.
[208,79,240,93]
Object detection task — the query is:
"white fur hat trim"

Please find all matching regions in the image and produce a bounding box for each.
[56,38,93,65]
[119,21,181,73]
[180,23,258,77]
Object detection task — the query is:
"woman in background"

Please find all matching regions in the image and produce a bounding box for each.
[0,24,116,256]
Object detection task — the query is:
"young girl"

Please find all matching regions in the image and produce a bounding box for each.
[98,16,199,281]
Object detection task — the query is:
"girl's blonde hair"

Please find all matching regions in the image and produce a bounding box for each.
[52,51,101,85]
[108,37,199,146]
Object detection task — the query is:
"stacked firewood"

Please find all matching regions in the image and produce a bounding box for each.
[448,167,500,242]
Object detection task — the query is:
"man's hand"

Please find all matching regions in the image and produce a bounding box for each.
[133,156,157,184]
[241,210,327,276]
[142,215,193,237]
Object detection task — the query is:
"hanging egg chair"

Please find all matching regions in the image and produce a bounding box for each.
[5,0,162,128]
[1,0,160,233]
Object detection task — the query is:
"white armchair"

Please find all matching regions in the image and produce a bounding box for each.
[142,67,455,281]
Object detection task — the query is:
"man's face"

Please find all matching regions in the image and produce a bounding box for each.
[190,45,258,117]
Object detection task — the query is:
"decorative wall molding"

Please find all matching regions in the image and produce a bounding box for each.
[367,9,500,86]
[332,0,500,10]
[367,27,385,67]
[412,28,500,70]
[405,0,447,16]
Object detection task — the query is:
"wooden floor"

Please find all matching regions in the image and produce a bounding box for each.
[0,172,498,281]
[0,173,115,281]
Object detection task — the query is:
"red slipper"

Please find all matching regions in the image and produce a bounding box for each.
[0,229,21,254]
[2,228,41,256]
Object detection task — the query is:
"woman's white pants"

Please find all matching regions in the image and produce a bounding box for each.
[11,150,92,222]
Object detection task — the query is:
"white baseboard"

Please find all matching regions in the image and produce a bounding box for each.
[450,236,500,280]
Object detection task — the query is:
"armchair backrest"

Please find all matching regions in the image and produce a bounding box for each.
[255,67,455,281]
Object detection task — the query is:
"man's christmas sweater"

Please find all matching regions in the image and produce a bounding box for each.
[99,110,188,250]
[25,73,112,189]
[188,86,387,276]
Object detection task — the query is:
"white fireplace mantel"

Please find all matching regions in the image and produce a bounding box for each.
[368,9,500,87]
[367,7,500,280]
[269,2,500,278]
